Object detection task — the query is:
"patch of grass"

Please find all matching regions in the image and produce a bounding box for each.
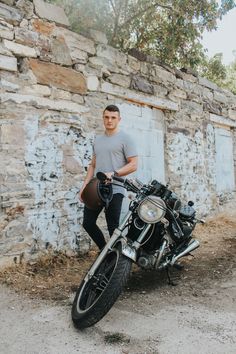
[104,332,130,344]
[0,250,97,301]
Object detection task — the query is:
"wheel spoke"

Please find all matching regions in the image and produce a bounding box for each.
[103,258,116,276]
[96,275,109,291]
[78,250,119,311]
[85,289,97,309]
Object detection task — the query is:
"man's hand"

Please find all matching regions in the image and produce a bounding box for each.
[104,172,114,181]
[78,187,85,203]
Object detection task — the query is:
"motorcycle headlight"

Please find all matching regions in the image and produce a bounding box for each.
[138,196,166,223]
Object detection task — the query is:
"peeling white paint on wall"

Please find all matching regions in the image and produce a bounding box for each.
[24,112,94,250]
[168,129,215,215]
[205,124,217,188]
[215,128,235,192]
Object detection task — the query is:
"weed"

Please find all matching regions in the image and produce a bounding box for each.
[104,332,130,344]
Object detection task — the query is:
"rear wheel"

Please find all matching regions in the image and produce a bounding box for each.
[71,246,132,329]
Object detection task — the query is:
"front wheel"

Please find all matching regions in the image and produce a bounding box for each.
[71,245,132,329]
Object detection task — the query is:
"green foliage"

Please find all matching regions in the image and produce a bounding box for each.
[222,59,236,94]
[199,53,236,94]
[48,0,236,69]
[199,53,227,83]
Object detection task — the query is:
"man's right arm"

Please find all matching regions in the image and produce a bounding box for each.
[79,155,96,202]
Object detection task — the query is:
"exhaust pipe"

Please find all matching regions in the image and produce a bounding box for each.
[170,239,200,266]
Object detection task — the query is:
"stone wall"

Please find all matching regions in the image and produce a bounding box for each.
[1,0,236,265]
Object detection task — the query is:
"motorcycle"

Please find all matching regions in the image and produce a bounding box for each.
[72,172,202,329]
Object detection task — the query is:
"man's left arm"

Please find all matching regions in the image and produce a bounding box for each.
[105,156,138,179]
[114,156,138,177]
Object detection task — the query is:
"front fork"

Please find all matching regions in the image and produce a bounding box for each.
[85,210,133,282]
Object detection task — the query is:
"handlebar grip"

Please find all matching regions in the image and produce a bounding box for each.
[113,175,125,183]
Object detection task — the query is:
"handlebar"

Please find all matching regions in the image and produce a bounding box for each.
[96,173,196,215]
[96,172,141,193]
[96,171,124,183]
[113,175,125,183]
[96,172,125,183]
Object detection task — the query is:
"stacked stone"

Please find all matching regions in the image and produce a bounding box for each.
[0,0,236,265]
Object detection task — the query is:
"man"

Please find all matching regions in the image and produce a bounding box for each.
[79,104,138,250]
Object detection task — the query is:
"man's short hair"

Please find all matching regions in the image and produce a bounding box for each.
[103,105,120,114]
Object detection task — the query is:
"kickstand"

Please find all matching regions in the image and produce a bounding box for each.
[166,266,177,286]
[173,262,184,270]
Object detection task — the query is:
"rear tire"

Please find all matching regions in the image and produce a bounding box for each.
[71,246,132,329]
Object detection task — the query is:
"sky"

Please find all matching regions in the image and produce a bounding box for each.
[201,6,236,65]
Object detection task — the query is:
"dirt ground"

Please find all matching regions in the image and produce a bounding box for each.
[0,212,235,353]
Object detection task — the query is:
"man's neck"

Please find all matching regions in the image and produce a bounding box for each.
[105,128,119,136]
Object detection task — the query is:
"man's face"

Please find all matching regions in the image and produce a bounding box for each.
[103,110,121,132]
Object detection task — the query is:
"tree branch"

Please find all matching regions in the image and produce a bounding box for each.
[120,1,173,28]
[109,0,116,15]
[124,0,129,22]
[111,0,124,43]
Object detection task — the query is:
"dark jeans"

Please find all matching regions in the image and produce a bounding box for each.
[82,193,124,250]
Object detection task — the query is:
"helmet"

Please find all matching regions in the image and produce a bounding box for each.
[81,177,113,210]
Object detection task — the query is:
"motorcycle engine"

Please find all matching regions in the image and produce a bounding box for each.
[137,252,156,269]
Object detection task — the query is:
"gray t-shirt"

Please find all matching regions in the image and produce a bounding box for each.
[93,130,137,195]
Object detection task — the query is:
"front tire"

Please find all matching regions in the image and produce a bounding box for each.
[71,246,132,329]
